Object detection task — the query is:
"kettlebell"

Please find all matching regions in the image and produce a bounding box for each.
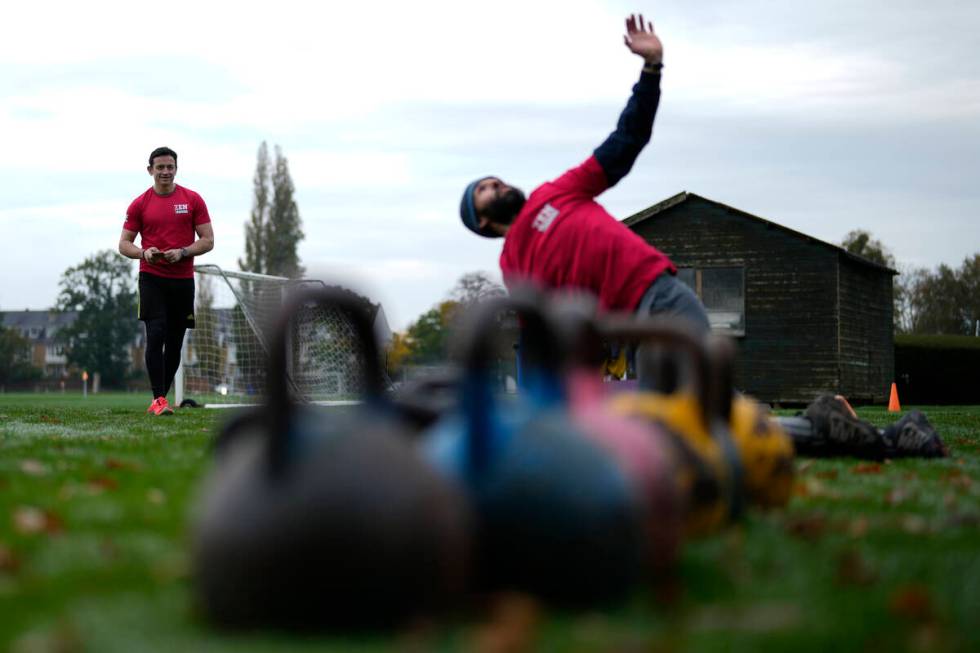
[422,292,644,607]
[603,316,744,537]
[549,296,684,575]
[706,336,795,509]
[192,287,470,631]
[389,368,462,434]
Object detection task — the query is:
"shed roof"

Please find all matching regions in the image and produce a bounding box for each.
[623,191,898,275]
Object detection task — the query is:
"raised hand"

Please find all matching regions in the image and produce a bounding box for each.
[623,13,663,65]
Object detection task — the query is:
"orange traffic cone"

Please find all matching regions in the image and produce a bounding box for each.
[888,382,901,413]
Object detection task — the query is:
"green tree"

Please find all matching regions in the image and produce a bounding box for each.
[239,141,271,275]
[267,145,305,278]
[842,230,902,332]
[841,229,895,267]
[394,271,505,369]
[957,254,980,335]
[239,142,305,278]
[403,300,459,365]
[0,325,40,385]
[55,250,139,388]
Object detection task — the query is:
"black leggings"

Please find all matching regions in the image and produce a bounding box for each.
[145,317,187,399]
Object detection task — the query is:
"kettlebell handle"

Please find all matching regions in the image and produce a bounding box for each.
[452,289,565,474]
[597,316,713,429]
[267,287,385,471]
[455,290,563,376]
[705,336,736,422]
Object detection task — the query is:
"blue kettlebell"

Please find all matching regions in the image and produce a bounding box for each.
[422,292,644,607]
[192,287,471,631]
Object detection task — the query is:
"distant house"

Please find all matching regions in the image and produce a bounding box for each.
[0,310,77,378]
[624,192,896,404]
[1,309,147,381]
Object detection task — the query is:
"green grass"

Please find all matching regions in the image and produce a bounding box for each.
[1,394,978,652]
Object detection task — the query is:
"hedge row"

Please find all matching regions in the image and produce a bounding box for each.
[895,334,980,405]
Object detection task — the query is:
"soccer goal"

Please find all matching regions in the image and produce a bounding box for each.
[175,264,387,408]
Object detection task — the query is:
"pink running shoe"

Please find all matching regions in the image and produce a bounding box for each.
[149,396,174,416]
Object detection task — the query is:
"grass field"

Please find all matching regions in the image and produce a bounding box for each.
[1,392,978,652]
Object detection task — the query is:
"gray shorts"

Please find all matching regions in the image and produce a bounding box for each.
[635,273,710,335]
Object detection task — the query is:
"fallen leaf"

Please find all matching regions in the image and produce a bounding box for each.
[849,516,870,538]
[105,458,141,472]
[40,415,62,424]
[836,549,877,587]
[910,624,948,653]
[472,593,541,653]
[785,514,827,541]
[0,543,21,573]
[13,506,64,535]
[87,476,119,492]
[888,585,934,622]
[796,460,813,474]
[815,469,839,480]
[852,463,882,474]
[20,459,48,476]
[792,477,842,500]
[947,475,974,492]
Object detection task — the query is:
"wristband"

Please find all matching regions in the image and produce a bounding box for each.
[643,61,664,74]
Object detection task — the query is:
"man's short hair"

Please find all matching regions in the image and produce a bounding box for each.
[148,147,178,166]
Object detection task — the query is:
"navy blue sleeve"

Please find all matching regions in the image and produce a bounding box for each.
[593,70,662,188]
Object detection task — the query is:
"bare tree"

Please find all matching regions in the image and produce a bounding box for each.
[449,271,506,305]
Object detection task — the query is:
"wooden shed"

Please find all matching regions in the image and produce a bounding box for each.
[624,192,896,404]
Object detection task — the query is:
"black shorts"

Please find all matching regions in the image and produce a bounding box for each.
[138,272,196,329]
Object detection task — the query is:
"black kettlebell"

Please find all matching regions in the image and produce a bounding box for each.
[422,292,644,607]
[191,287,471,631]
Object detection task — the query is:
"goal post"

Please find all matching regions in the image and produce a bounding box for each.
[176,264,390,408]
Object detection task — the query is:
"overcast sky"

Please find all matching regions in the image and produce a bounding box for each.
[2,0,978,330]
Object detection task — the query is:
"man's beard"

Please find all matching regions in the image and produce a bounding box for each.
[484,187,526,226]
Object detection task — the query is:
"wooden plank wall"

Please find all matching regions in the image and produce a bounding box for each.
[630,197,841,404]
[837,255,894,403]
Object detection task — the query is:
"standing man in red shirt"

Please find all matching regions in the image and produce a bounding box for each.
[459,14,709,333]
[118,147,214,415]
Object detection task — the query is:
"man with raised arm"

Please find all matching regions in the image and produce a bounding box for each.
[458,14,709,334]
[118,147,215,415]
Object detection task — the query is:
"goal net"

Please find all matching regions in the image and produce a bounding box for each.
[175,264,384,408]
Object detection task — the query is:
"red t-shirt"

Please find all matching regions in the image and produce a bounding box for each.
[124,184,211,279]
[499,155,675,311]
